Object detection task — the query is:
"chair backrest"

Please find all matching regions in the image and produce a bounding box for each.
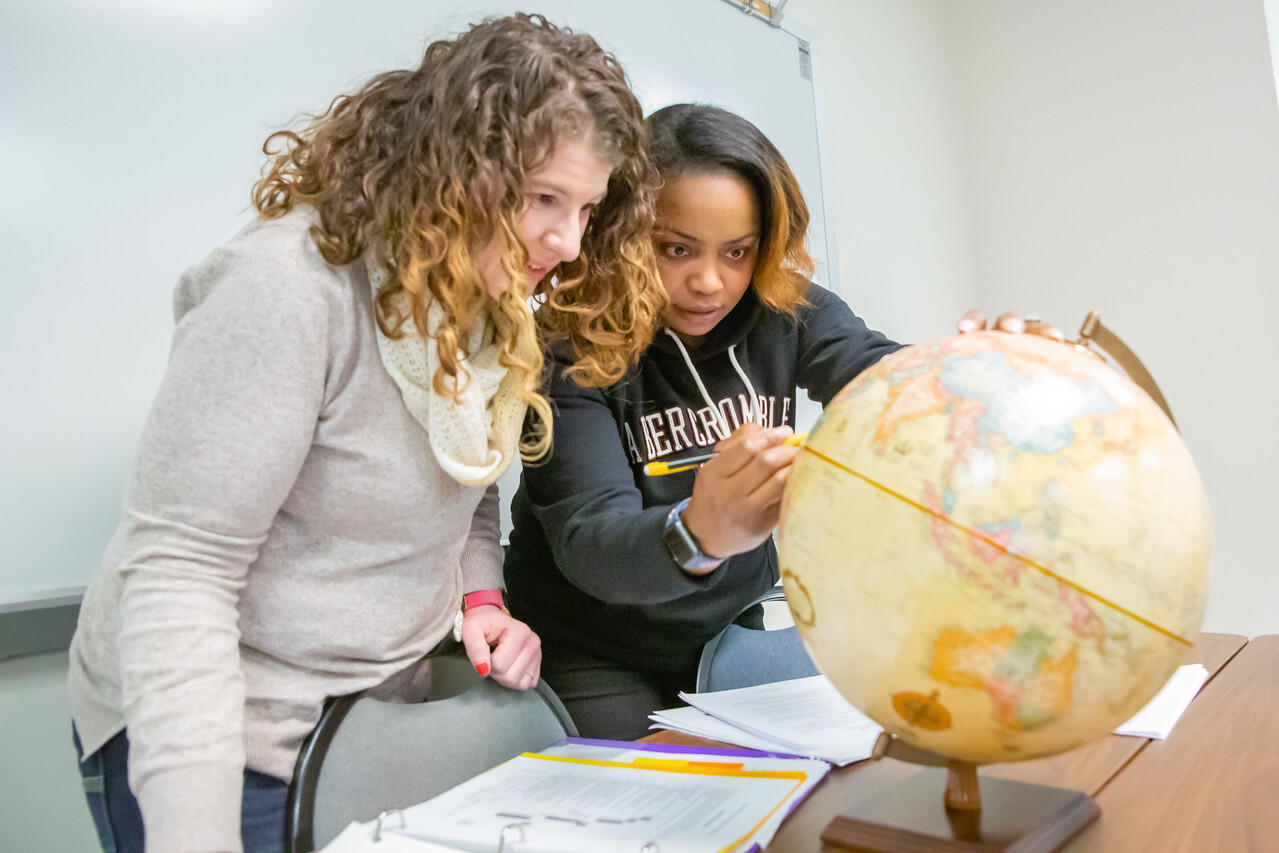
[695,587,820,693]
[286,662,577,853]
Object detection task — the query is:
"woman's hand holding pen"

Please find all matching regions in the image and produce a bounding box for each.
[670,311,1065,565]
[680,423,800,560]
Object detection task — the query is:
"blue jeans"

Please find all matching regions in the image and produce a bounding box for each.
[73,725,289,853]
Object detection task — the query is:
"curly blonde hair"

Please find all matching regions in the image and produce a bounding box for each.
[647,103,814,315]
[252,14,665,459]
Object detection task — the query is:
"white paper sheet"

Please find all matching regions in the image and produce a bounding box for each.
[648,706,810,755]
[1114,664,1210,739]
[663,676,882,765]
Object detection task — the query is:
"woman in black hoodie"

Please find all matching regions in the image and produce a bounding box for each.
[504,103,905,739]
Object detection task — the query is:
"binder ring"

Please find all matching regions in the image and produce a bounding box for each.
[496,821,529,852]
[372,808,405,841]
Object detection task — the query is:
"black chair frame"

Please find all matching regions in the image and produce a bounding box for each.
[284,648,576,853]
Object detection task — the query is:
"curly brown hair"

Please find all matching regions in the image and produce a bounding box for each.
[646,103,814,315]
[252,13,665,459]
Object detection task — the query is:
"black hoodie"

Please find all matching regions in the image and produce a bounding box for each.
[505,282,903,676]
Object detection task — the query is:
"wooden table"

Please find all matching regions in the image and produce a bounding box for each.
[643,632,1271,851]
[1066,633,1279,851]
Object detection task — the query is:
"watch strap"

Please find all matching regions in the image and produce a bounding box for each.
[463,589,505,611]
[456,588,507,641]
[663,498,725,574]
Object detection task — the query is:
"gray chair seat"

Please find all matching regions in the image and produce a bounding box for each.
[695,587,820,693]
[286,652,577,853]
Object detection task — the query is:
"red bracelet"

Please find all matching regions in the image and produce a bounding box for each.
[463,589,505,611]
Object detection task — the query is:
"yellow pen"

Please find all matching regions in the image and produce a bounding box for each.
[642,432,809,476]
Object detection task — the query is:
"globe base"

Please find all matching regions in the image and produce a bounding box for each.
[822,768,1098,852]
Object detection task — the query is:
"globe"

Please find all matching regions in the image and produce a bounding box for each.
[778,330,1212,766]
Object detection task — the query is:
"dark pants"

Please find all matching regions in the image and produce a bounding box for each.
[541,643,692,741]
[540,605,767,741]
[73,725,289,853]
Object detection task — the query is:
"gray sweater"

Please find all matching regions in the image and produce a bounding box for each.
[67,209,504,853]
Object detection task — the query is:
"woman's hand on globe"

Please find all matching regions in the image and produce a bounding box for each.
[957,309,1065,341]
[682,423,799,560]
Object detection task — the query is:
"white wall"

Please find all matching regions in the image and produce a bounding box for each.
[791,0,980,343]
[1267,0,1279,110]
[0,653,99,851]
[947,0,1279,639]
[797,0,1279,639]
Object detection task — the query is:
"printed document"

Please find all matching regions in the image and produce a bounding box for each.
[323,739,830,853]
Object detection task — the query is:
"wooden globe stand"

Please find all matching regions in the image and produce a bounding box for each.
[821,735,1099,852]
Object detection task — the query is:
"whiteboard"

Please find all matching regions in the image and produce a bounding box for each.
[0,0,832,598]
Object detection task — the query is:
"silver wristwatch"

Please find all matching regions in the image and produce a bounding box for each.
[663,498,725,574]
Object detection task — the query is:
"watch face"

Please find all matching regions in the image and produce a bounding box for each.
[664,507,723,573]
[664,513,699,567]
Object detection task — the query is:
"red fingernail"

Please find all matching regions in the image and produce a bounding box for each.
[475,662,490,677]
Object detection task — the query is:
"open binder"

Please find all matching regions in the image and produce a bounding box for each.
[324,809,664,853]
[319,738,830,853]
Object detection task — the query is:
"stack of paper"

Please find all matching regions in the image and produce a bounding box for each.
[1113,663,1210,739]
[649,664,1211,762]
[321,738,830,852]
[649,675,883,766]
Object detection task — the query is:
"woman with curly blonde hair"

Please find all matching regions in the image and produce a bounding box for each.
[67,14,664,853]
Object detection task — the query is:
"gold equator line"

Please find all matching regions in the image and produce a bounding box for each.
[799,445,1192,646]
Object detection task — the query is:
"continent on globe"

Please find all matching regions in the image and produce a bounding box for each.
[929,625,1077,731]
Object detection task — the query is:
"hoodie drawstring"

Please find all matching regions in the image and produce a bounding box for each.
[727,345,763,425]
[664,328,762,439]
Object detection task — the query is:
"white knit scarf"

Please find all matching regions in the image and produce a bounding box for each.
[367,261,531,487]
